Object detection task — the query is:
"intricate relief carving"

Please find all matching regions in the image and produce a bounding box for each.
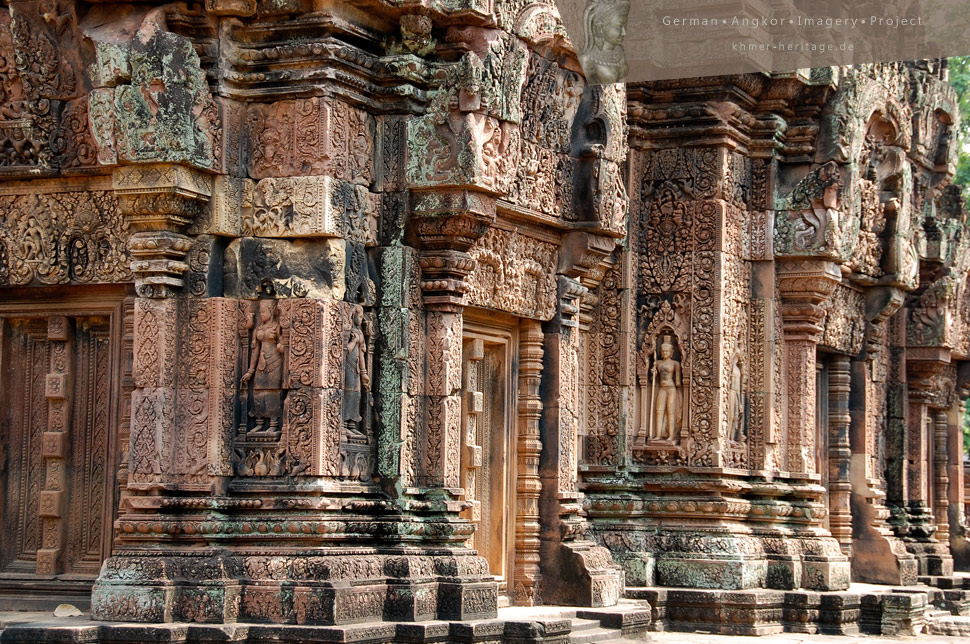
[465,226,557,319]
[907,274,958,347]
[775,161,846,258]
[631,150,721,466]
[821,284,866,355]
[246,176,378,242]
[0,190,130,286]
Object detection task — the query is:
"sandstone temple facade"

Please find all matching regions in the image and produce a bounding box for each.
[0,0,969,640]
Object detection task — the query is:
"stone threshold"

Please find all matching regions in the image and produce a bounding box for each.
[0,601,652,644]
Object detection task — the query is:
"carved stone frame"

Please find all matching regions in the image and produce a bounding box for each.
[0,284,130,609]
[459,312,519,597]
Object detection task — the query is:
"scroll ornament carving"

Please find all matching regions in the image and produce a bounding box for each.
[0,191,131,286]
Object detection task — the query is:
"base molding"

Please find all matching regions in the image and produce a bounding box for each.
[92,550,497,625]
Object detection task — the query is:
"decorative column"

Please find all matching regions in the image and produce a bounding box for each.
[827,354,852,556]
[933,409,950,547]
[37,316,73,576]
[514,319,543,606]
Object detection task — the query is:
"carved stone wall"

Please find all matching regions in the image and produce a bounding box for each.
[0,0,968,631]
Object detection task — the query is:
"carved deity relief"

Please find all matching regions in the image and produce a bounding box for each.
[236,300,287,477]
[649,335,681,441]
[339,305,375,481]
[728,358,744,444]
[240,300,286,437]
[578,0,629,85]
[342,305,369,438]
[636,325,687,449]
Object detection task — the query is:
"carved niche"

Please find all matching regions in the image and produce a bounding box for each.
[232,299,376,481]
[629,147,720,467]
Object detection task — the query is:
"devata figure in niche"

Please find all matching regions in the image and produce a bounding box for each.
[579,0,629,84]
[343,305,370,439]
[649,335,682,441]
[240,300,285,437]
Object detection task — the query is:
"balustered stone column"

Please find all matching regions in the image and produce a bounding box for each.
[827,354,852,556]
[933,409,951,547]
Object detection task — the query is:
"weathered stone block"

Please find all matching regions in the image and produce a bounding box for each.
[90,40,131,88]
[92,585,172,623]
[437,581,498,621]
[880,591,928,636]
[224,237,342,300]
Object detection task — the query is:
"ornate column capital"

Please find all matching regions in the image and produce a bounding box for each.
[777,259,841,339]
[113,163,213,298]
[905,346,951,393]
[408,188,496,310]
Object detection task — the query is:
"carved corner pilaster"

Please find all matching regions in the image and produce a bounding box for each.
[113,164,213,298]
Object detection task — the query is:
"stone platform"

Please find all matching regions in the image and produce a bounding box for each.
[0,602,652,644]
[627,579,970,637]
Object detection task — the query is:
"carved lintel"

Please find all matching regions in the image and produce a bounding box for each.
[113,164,213,233]
[129,231,193,299]
[777,259,841,340]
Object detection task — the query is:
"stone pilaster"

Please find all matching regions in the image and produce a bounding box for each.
[900,346,954,576]
[540,274,623,607]
[777,259,841,474]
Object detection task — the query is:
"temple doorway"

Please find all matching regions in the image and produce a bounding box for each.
[0,291,126,609]
[460,320,517,596]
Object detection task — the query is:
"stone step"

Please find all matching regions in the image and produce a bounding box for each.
[926,615,970,637]
[568,618,603,633]
[569,626,623,644]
